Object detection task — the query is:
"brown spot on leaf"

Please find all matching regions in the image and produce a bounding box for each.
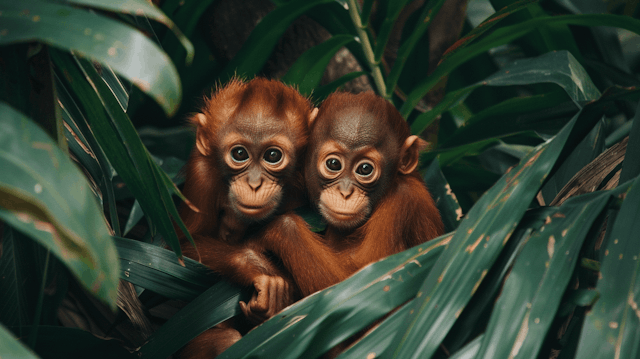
[466,235,484,253]
[509,312,530,359]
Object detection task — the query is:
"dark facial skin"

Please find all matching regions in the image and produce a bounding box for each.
[215,108,297,221]
[306,97,402,231]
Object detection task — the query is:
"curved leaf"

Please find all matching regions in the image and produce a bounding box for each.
[114,237,215,301]
[476,190,613,359]
[389,98,591,358]
[411,50,597,136]
[63,0,194,64]
[0,0,181,116]
[51,50,193,256]
[220,235,450,359]
[372,0,413,63]
[0,102,118,307]
[423,158,463,232]
[620,102,640,183]
[400,13,640,118]
[282,34,355,95]
[221,0,335,79]
[139,280,250,359]
[312,71,368,101]
[575,177,640,359]
[383,0,448,98]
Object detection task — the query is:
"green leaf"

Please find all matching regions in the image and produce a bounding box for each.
[0,0,182,116]
[50,50,193,256]
[338,300,415,358]
[435,90,575,148]
[220,235,449,358]
[139,280,250,359]
[489,0,582,58]
[620,102,640,183]
[114,237,215,301]
[372,0,413,63]
[0,102,118,307]
[540,122,604,205]
[441,208,550,354]
[383,0,448,98]
[400,13,640,118]
[476,190,613,359]
[305,2,367,67]
[282,35,355,95]
[440,0,537,65]
[389,94,592,358]
[63,0,194,64]
[449,334,483,359]
[312,71,368,101]
[423,158,463,232]
[0,323,39,359]
[221,0,335,79]
[575,177,640,359]
[56,72,121,235]
[412,50,597,136]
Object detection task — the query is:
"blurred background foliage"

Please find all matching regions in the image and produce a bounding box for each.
[1,0,640,358]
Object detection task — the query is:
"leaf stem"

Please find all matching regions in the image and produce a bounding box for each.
[346,0,387,98]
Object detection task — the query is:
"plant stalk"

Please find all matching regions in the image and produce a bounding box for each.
[346,0,388,98]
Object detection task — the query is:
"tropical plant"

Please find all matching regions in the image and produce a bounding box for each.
[1,0,640,358]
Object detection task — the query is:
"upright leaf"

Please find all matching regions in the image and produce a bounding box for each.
[476,189,614,359]
[51,51,193,256]
[575,177,640,359]
[389,99,591,358]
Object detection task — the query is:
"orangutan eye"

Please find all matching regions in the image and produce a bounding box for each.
[230,146,249,162]
[356,162,374,176]
[263,148,283,164]
[325,158,342,172]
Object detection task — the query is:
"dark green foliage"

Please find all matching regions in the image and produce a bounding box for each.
[2,0,640,358]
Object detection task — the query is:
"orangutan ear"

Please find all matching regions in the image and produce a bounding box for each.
[194,113,210,156]
[398,135,428,175]
[309,108,319,126]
